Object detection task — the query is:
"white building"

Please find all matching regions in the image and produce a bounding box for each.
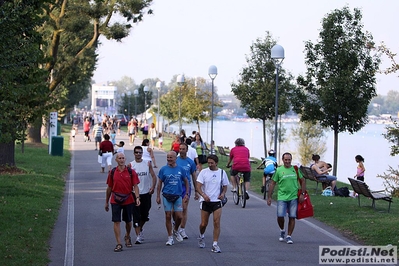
[91,83,117,114]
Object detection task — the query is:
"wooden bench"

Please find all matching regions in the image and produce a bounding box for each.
[348,178,393,212]
[299,166,331,194]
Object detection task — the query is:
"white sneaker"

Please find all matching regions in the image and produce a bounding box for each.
[211,244,221,253]
[179,228,188,239]
[166,237,174,246]
[198,236,205,248]
[138,230,144,241]
[135,236,143,244]
[173,230,183,242]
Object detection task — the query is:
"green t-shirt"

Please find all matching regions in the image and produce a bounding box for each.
[272,165,303,201]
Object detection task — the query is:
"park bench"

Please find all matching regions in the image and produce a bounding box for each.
[348,178,393,213]
[299,166,331,194]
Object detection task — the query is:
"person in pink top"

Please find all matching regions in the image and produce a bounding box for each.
[226,138,251,200]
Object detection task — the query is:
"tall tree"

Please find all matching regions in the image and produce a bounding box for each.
[231,32,296,156]
[0,0,49,166]
[292,6,380,175]
[27,0,153,143]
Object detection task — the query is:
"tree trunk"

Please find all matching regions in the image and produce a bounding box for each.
[332,129,339,176]
[0,141,15,167]
[26,116,43,143]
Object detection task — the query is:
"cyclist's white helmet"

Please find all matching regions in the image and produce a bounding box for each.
[234,138,245,146]
[268,149,276,156]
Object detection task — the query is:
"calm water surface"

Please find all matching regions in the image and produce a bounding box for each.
[171,121,398,190]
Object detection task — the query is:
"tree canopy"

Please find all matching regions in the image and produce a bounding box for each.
[231,32,296,156]
[292,6,380,175]
[0,0,49,166]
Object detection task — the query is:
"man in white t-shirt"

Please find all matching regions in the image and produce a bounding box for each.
[196,154,229,253]
[128,146,157,244]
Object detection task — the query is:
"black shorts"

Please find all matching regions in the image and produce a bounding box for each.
[356,176,364,181]
[132,193,152,227]
[230,169,251,182]
[111,203,134,223]
[200,201,222,213]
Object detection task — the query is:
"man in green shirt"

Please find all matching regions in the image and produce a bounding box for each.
[267,152,306,244]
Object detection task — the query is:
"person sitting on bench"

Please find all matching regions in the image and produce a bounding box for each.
[310,154,337,192]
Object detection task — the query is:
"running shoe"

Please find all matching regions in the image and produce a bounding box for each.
[279,231,285,242]
[198,236,205,248]
[179,228,188,239]
[286,236,293,244]
[245,192,250,199]
[135,236,143,244]
[173,230,183,242]
[211,244,221,253]
[166,237,174,246]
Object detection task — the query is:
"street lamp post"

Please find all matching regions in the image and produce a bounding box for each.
[143,85,149,121]
[122,93,126,115]
[176,74,185,133]
[208,65,218,155]
[156,81,162,133]
[134,89,138,118]
[271,44,285,159]
[127,90,131,120]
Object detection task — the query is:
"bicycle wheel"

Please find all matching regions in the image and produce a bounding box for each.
[264,176,271,200]
[233,176,239,205]
[233,190,239,205]
[240,179,246,208]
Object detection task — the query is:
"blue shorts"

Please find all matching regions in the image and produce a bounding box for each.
[162,195,183,212]
[277,199,298,218]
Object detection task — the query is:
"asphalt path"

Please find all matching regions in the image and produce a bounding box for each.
[48,132,361,266]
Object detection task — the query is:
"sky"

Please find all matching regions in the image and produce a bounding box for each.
[93,0,399,96]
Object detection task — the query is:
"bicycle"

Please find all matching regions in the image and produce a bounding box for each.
[263,173,273,200]
[228,167,246,208]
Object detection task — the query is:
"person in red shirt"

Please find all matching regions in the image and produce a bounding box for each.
[105,153,140,252]
[83,117,91,142]
[226,138,251,200]
[99,134,114,173]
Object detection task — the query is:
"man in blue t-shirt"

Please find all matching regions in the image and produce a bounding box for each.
[156,151,189,246]
[176,143,198,239]
[261,150,278,193]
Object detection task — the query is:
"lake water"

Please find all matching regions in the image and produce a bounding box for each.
[170,120,398,190]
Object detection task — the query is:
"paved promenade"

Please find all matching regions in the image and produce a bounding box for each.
[48,131,361,266]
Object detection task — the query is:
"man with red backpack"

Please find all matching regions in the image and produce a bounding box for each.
[105,153,140,252]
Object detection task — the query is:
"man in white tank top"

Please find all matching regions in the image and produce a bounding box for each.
[128,146,157,244]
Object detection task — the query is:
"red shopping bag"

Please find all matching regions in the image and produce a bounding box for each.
[294,165,314,220]
[296,190,314,220]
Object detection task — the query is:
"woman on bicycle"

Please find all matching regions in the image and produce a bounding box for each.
[226,138,251,200]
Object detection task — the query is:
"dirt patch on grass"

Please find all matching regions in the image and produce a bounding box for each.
[0,166,26,175]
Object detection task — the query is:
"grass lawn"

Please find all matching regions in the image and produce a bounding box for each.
[0,131,397,266]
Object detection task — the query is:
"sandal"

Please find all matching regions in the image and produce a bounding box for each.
[114,244,123,252]
[124,236,132,247]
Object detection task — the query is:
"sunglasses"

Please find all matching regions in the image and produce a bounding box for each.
[134,151,143,154]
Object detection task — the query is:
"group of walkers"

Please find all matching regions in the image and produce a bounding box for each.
[105,142,229,253]
[101,126,366,253]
